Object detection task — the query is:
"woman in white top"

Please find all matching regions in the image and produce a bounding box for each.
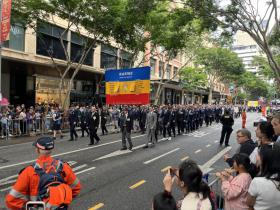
[247,144,280,210]
[163,159,213,210]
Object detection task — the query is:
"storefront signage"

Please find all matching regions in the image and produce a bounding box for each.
[1,0,12,42]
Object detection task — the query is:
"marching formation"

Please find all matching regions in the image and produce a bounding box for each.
[66,104,244,150]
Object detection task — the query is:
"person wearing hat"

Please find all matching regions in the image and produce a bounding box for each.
[6,136,81,210]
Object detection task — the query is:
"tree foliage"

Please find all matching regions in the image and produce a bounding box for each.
[180,67,208,91]
[238,72,269,100]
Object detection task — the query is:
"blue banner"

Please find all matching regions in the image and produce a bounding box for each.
[105,66,151,82]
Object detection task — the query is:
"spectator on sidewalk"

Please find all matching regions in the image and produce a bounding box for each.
[162,159,213,210]
[153,191,177,210]
[224,129,256,167]
[247,144,280,210]
[271,112,280,142]
[217,153,253,210]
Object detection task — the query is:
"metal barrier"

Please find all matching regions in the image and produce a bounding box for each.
[0,114,143,139]
[209,177,224,210]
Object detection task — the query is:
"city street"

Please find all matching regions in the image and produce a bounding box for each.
[0,113,260,210]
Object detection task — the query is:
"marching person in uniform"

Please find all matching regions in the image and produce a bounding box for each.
[87,106,100,146]
[68,106,78,141]
[241,109,247,128]
[219,110,235,146]
[6,136,81,210]
[100,107,109,135]
[143,106,157,148]
[119,108,133,150]
[80,105,89,137]
[52,107,63,140]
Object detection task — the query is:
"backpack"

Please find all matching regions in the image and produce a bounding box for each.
[33,159,72,209]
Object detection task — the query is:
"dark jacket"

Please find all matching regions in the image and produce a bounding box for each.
[119,112,133,132]
[226,139,256,167]
[101,110,109,125]
[220,114,234,127]
[87,111,100,130]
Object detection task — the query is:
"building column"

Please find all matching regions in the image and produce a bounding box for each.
[181,90,184,105]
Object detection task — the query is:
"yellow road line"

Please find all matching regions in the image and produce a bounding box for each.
[129,180,146,189]
[88,203,104,210]
[161,166,171,173]
[181,156,189,161]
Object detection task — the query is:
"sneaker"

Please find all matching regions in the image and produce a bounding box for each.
[168,137,172,141]
[142,145,149,149]
[129,145,133,150]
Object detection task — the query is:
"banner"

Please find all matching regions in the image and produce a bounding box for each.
[247,101,259,107]
[105,67,150,104]
[1,0,12,42]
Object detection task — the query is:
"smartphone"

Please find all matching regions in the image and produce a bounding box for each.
[169,168,178,177]
[26,201,46,210]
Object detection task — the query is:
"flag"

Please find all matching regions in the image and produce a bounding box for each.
[105,67,150,104]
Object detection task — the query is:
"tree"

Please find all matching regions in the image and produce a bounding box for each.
[238,72,269,100]
[12,0,161,108]
[180,67,208,91]
[195,47,245,104]
[211,0,280,86]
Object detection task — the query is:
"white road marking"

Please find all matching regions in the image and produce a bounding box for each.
[67,161,77,166]
[0,186,12,192]
[195,149,202,154]
[0,135,145,170]
[200,146,232,173]
[180,156,189,161]
[0,174,18,184]
[0,179,16,186]
[206,144,211,148]
[73,164,87,172]
[92,138,168,162]
[143,148,180,165]
[75,166,96,175]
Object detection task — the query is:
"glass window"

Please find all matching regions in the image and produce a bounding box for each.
[159,61,164,78]
[150,58,156,75]
[166,64,171,79]
[36,22,69,60]
[101,44,118,69]
[3,24,25,51]
[173,67,178,78]
[70,33,93,66]
[119,50,132,69]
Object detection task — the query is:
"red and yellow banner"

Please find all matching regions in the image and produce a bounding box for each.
[1,0,12,42]
[105,67,150,105]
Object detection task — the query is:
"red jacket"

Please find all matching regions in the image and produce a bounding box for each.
[6,156,81,210]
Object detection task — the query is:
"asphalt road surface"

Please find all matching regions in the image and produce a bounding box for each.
[0,112,260,210]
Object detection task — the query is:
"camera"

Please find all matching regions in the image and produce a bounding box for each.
[26,201,45,210]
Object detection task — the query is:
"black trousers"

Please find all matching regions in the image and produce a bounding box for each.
[101,124,108,135]
[177,121,184,134]
[220,126,233,145]
[70,124,78,140]
[163,126,171,137]
[81,123,89,137]
[89,128,100,144]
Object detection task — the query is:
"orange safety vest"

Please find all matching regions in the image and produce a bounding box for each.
[6,156,81,210]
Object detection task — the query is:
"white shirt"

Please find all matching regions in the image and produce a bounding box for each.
[248,177,280,210]
[181,192,212,210]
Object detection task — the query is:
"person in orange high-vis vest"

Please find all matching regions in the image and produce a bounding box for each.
[241,109,247,128]
[6,136,81,210]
